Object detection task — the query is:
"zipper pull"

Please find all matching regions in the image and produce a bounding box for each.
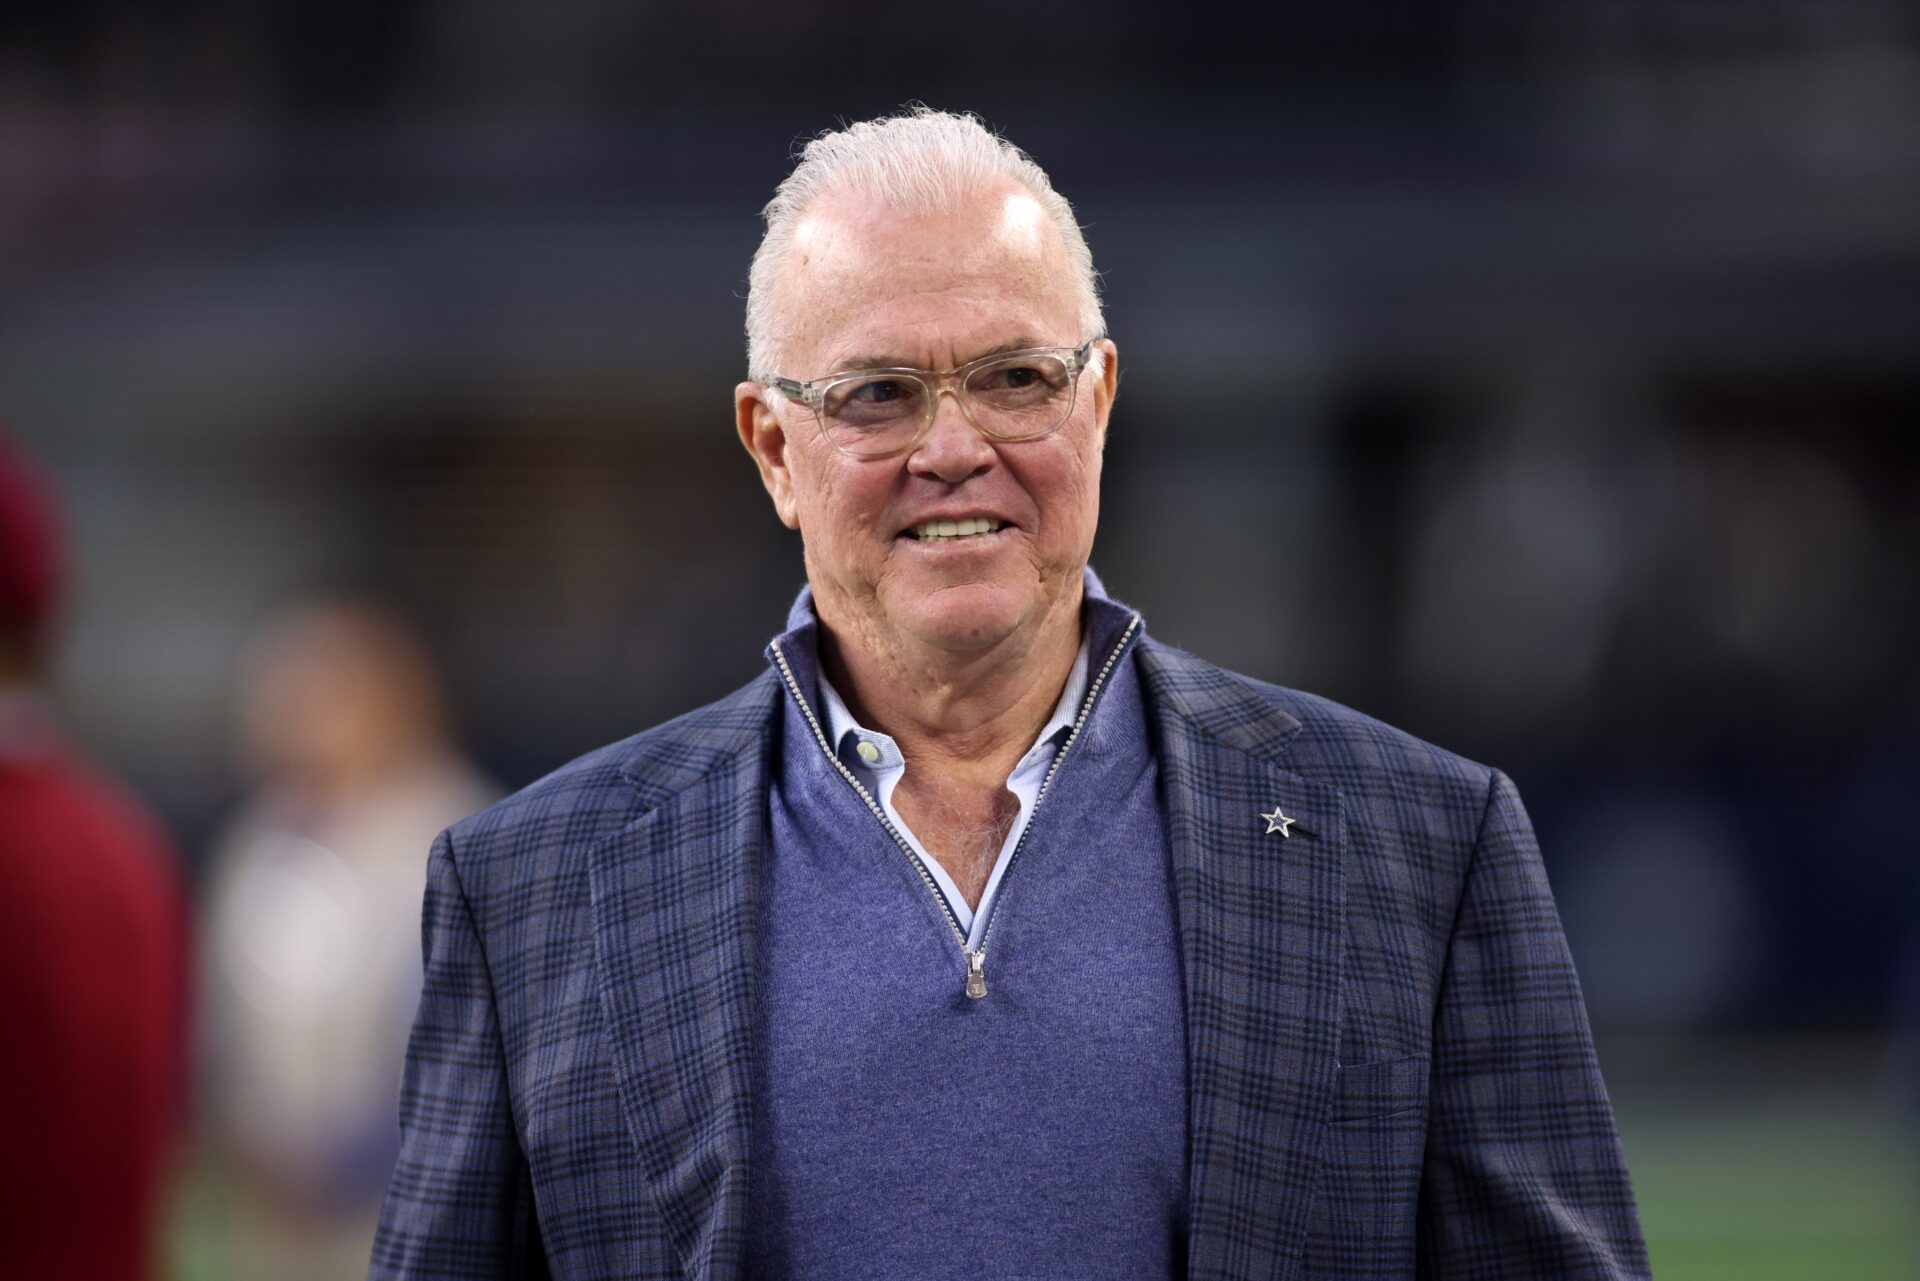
[965,948,988,1000]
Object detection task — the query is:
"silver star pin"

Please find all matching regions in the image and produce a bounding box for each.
[1260,806,1296,837]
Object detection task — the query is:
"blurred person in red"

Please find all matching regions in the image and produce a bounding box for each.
[201,601,498,1281]
[0,428,191,1280]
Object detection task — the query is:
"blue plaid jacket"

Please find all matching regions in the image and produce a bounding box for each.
[370,634,1650,1280]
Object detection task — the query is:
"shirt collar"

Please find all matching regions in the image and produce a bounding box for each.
[817,622,1091,774]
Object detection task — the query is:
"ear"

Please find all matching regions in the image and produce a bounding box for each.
[735,381,801,530]
[1089,338,1120,450]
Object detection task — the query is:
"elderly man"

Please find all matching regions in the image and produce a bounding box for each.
[372,109,1649,1280]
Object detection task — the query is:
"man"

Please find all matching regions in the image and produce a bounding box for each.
[0,429,191,1281]
[372,109,1650,1279]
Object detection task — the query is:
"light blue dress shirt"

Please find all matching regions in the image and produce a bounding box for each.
[815,631,1092,948]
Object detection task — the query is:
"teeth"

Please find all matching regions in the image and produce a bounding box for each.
[911,516,1003,541]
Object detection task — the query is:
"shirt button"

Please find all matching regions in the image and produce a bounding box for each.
[856,739,882,764]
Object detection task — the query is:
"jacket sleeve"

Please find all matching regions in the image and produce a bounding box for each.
[369,829,549,1280]
[1416,770,1652,1280]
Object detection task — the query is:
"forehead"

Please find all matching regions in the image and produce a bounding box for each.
[779,183,1079,374]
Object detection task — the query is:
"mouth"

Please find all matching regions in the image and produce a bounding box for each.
[899,516,1010,543]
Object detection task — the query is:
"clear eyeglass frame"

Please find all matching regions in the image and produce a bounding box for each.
[766,339,1096,460]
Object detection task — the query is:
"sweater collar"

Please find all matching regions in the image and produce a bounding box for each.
[765,564,1143,753]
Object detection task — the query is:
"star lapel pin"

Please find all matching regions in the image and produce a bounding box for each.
[1260,806,1297,838]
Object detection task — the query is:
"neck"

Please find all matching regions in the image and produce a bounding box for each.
[814,580,1084,784]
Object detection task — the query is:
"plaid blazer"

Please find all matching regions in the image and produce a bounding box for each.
[370,635,1650,1280]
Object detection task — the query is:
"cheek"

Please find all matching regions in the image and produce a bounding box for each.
[1072,467,1103,542]
[1043,442,1104,538]
[787,439,838,526]
[792,451,894,552]
[1078,442,1104,505]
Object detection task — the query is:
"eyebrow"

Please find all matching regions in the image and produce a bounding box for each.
[824,335,1048,375]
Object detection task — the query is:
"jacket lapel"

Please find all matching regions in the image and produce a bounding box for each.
[1139,638,1349,1281]
[587,672,779,1281]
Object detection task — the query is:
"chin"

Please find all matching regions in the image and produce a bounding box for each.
[897,579,1030,651]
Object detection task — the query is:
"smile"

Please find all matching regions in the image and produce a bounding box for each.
[903,516,1006,542]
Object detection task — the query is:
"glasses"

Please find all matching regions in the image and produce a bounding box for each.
[768,340,1095,459]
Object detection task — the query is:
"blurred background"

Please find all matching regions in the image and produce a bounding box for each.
[2,1,1917,1277]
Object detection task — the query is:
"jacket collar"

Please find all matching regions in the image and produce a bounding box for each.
[592,600,1342,1281]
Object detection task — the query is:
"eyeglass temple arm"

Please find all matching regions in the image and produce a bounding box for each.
[766,377,821,405]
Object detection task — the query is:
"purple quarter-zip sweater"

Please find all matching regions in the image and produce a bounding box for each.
[744,568,1190,1279]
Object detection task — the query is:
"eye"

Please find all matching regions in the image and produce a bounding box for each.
[823,375,927,427]
[968,357,1070,403]
[847,379,908,405]
[978,363,1043,391]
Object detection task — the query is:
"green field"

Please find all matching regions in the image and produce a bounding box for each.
[1613,1034,1918,1281]
[1627,1112,1917,1279]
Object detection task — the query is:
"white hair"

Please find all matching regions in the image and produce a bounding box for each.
[746,106,1106,383]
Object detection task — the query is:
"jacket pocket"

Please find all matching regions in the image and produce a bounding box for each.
[1329,1052,1429,1123]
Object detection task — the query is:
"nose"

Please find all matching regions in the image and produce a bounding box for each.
[905,387,995,483]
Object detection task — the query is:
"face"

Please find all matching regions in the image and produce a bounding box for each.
[736,183,1119,661]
